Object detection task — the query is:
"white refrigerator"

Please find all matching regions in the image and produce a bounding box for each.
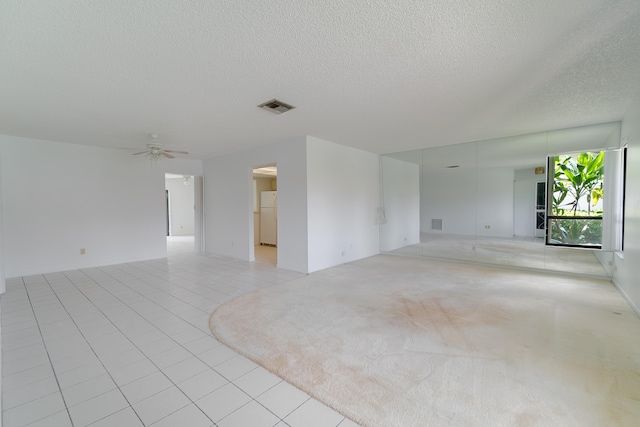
[260,191,277,246]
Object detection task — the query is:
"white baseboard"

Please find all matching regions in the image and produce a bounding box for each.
[612,277,640,318]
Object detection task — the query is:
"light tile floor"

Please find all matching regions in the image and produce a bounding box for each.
[1,237,361,427]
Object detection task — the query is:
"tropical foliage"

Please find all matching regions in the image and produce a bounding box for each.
[552,151,604,216]
[550,151,604,245]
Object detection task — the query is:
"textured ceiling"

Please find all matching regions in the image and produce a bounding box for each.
[1,0,639,159]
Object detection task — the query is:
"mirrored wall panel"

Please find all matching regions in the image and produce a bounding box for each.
[380,122,623,277]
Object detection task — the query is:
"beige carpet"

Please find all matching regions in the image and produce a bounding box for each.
[209,255,640,427]
[390,234,610,277]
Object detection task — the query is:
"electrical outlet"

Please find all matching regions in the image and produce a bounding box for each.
[485,225,491,229]
[80,248,86,255]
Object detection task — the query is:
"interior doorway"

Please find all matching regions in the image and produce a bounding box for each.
[252,164,277,265]
[165,173,203,254]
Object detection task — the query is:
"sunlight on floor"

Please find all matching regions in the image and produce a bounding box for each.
[386,233,611,277]
[254,245,277,266]
[166,235,195,256]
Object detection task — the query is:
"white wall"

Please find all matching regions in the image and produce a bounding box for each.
[514,168,540,237]
[379,156,420,251]
[0,135,202,277]
[204,137,309,273]
[614,96,640,315]
[600,149,625,252]
[420,142,475,235]
[306,137,380,272]
[204,136,380,274]
[422,168,477,235]
[165,177,195,236]
[422,164,514,238]
[163,158,203,178]
[476,168,514,237]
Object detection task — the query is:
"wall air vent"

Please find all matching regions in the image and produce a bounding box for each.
[258,99,296,114]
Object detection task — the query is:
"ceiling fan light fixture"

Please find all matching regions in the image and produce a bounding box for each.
[131,133,189,165]
[146,152,160,162]
[146,134,162,163]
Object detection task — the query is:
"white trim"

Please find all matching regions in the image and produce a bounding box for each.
[612,277,640,318]
[194,176,205,254]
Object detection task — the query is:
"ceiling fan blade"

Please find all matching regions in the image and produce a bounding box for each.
[132,151,148,155]
[162,152,175,159]
[164,150,189,154]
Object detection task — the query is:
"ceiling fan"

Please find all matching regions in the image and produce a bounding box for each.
[132,133,189,160]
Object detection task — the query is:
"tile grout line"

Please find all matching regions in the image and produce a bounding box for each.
[84,262,311,426]
[40,271,149,426]
[2,245,349,427]
[60,265,292,424]
[75,267,291,425]
[13,276,75,427]
[54,269,202,426]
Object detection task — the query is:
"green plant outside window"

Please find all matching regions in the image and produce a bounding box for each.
[549,151,604,247]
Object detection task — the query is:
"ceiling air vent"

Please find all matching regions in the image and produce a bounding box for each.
[258,99,296,114]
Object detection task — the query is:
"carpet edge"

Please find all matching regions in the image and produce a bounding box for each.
[208,306,368,427]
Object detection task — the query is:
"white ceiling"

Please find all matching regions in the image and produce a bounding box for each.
[1,0,639,160]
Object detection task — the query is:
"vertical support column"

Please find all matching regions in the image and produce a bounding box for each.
[194,175,205,254]
[0,144,5,294]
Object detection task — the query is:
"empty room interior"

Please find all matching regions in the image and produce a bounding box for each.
[1,2,640,426]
